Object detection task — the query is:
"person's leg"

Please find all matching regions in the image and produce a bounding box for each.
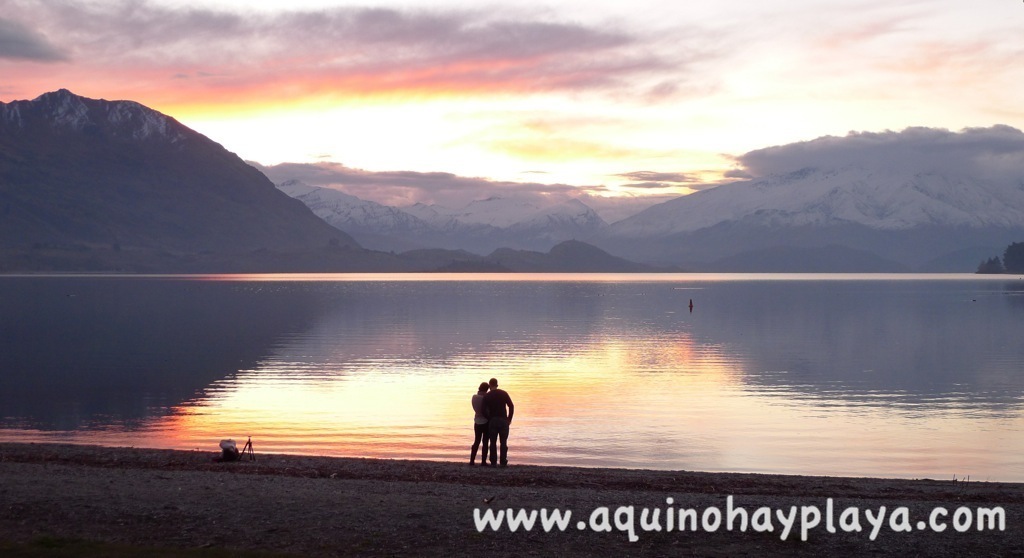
[480,422,490,465]
[498,421,510,466]
[471,423,484,463]
[487,421,500,465]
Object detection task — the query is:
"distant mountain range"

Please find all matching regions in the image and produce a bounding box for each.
[399,240,662,273]
[277,179,606,253]
[4,90,1024,273]
[276,127,1024,271]
[0,90,645,272]
[596,142,1024,271]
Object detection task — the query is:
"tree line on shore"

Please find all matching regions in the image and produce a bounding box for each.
[977,242,1024,274]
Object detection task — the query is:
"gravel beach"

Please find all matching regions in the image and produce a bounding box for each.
[0,442,1021,556]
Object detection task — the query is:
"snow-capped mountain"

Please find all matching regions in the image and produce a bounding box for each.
[276,181,485,251]
[608,164,1024,238]
[401,203,465,230]
[278,180,433,237]
[277,184,607,253]
[1,89,187,142]
[597,132,1024,272]
[402,197,548,229]
[505,199,607,248]
[510,198,606,231]
[441,197,544,228]
[404,197,605,233]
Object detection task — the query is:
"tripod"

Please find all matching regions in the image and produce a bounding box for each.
[240,436,255,461]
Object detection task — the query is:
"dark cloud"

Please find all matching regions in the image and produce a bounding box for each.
[27,2,244,55]
[4,1,696,96]
[258,159,675,221]
[737,125,1024,179]
[0,18,67,61]
[617,171,710,191]
[616,171,694,183]
[253,161,607,209]
[622,182,677,189]
[723,169,753,179]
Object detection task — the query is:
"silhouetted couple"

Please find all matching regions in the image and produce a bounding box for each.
[470,377,514,467]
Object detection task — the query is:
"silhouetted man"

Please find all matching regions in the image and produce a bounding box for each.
[483,377,514,467]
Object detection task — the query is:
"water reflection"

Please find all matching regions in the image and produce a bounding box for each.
[1,275,1022,480]
[0,277,326,429]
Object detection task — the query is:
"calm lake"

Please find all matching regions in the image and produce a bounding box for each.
[1,273,1022,481]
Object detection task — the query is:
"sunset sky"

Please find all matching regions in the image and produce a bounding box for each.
[2,0,1023,213]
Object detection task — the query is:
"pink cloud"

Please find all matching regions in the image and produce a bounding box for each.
[0,1,703,107]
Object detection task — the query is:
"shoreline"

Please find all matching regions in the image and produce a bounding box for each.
[1,442,1021,556]
[2,441,1020,496]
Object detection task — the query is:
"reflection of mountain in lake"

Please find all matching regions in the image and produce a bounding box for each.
[3,276,1023,433]
[213,280,614,380]
[677,280,1024,409]
[0,278,326,430]
[248,278,1024,412]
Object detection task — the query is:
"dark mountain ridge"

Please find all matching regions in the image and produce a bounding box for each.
[0,89,368,271]
[402,240,666,273]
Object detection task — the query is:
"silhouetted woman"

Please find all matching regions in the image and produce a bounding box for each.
[470,382,490,465]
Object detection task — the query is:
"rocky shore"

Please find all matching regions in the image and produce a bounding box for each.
[0,443,1021,556]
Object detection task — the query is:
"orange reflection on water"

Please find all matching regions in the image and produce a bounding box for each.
[3,325,1021,480]
[3,274,1022,481]
[135,330,755,463]
[128,324,1024,480]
